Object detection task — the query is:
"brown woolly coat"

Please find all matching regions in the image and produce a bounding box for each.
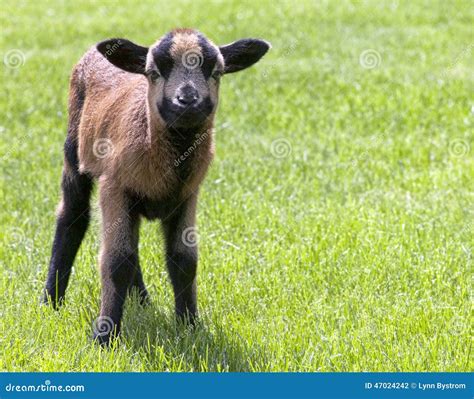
[72,48,214,202]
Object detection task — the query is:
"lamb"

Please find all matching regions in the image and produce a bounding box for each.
[43,28,270,345]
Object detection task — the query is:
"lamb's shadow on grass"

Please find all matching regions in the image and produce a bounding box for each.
[121,294,263,371]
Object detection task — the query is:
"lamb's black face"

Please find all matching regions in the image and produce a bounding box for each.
[146,30,224,129]
[96,30,271,129]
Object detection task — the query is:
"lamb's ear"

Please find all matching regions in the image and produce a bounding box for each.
[96,38,148,75]
[219,39,271,74]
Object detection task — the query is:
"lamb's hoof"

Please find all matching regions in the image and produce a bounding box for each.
[139,292,151,307]
[42,291,63,310]
[92,316,119,347]
[127,286,150,307]
[176,311,198,328]
[92,331,113,347]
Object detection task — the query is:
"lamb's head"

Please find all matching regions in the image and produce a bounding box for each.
[97,29,270,129]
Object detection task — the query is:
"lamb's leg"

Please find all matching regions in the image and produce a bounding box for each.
[93,183,139,345]
[44,138,92,308]
[44,71,91,308]
[127,218,149,305]
[162,194,199,324]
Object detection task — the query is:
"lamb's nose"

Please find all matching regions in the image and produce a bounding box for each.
[176,86,199,106]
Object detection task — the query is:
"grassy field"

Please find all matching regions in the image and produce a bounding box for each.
[0,0,472,372]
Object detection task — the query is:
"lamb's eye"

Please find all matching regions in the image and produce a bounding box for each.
[149,70,160,82]
[211,70,223,80]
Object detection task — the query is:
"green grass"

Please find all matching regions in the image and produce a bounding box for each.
[0,0,472,372]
